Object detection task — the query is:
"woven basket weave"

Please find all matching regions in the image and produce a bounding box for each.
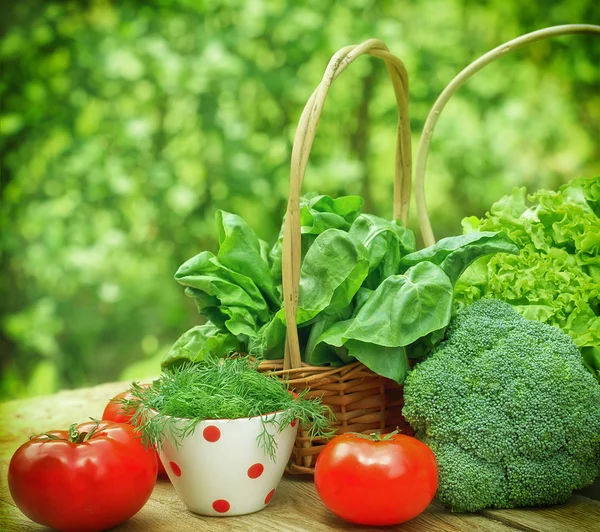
[258,24,600,475]
[258,361,408,474]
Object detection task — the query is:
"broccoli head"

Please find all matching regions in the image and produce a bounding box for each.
[402,298,600,512]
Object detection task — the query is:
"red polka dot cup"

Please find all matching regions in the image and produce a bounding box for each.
[158,410,298,516]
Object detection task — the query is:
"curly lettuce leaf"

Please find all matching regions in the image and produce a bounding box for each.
[455,177,600,381]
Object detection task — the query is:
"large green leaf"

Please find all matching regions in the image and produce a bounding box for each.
[182,287,228,330]
[295,229,369,324]
[400,232,519,285]
[252,227,370,361]
[303,306,354,366]
[216,210,280,309]
[349,214,416,288]
[175,251,270,338]
[162,323,243,369]
[248,311,287,360]
[350,214,415,269]
[346,341,411,383]
[269,193,364,288]
[336,262,453,347]
[313,262,454,382]
[300,194,364,234]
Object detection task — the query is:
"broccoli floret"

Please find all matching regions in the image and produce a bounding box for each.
[403,298,600,512]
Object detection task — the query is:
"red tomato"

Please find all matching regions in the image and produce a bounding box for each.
[102,388,167,477]
[102,390,137,424]
[8,420,157,532]
[314,432,438,526]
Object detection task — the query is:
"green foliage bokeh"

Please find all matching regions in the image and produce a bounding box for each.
[1,0,599,398]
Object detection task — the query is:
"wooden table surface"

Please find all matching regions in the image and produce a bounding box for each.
[0,381,599,532]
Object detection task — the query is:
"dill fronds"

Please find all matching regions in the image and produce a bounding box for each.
[123,356,334,461]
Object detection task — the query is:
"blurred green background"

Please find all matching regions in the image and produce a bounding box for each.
[1,0,599,399]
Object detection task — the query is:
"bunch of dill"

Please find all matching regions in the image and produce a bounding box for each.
[124,356,333,460]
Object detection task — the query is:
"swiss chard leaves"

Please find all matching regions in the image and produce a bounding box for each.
[248,310,287,360]
[268,194,363,289]
[346,341,411,383]
[320,262,454,347]
[303,306,354,366]
[252,228,370,359]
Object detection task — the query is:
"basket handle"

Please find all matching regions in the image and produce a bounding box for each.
[282,39,411,369]
[414,24,600,247]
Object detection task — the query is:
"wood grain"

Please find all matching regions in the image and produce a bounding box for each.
[1,382,599,531]
[482,496,600,532]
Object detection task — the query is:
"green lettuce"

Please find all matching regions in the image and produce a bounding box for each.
[454,176,600,381]
[268,193,363,289]
[166,193,518,383]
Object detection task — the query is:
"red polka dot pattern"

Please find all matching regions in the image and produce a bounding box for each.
[169,461,182,477]
[203,425,221,442]
[212,499,230,513]
[247,463,264,479]
[264,489,275,505]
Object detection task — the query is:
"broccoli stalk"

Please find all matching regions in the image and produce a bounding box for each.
[402,298,600,512]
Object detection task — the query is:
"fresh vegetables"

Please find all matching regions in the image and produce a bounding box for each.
[455,176,600,380]
[8,420,157,532]
[102,388,167,477]
[167,193,518,383]
[125,356,333,460]
[402,298,600,512]
[314,432,438,526]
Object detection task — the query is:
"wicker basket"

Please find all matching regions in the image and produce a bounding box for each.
[258,361,409,474]
[258,39,413,475]
[259,24,600,475]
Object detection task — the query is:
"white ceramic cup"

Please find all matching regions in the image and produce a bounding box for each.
[158,410,299,516]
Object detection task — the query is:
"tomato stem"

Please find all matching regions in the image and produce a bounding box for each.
[30,418,104,443]
[69,419,102,443]
[68,423,79,442]
[349,428,401,441]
